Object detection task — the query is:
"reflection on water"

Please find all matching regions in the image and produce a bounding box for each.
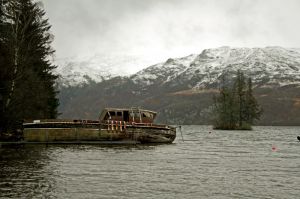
[1,126,300,198]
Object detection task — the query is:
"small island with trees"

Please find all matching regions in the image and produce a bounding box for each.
[212,71,262,130]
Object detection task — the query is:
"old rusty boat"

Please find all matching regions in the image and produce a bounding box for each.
[22,108,176,144]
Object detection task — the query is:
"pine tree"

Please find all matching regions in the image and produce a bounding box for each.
[0,0,58,135]
[0,0,11,133]
[244,78,262,125]
[212,71,261,130]
[212,75,238,129]
[234,70,247,128]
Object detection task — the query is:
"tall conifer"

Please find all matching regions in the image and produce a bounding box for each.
[244,78,262,124]
[0,0,58,134]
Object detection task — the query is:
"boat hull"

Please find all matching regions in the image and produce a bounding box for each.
[23,126,176,144]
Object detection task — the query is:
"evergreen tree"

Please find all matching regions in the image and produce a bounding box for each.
[0,0,11,133]
[0,0,58,135]
[234,70,246,127]
[212,71,261,130]
[244,78,262,125]
[212,75,238,129]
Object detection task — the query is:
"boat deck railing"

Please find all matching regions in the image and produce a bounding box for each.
[103,120,174,131]
[23,119,175,130]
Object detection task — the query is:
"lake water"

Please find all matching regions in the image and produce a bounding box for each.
[0,126,300,199]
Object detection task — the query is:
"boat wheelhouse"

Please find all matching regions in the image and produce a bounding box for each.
[99,107,156,124]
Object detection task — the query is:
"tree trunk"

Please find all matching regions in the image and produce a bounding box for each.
[5,47,18,108]
[4,0,21,110]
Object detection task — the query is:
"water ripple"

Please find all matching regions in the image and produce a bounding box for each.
[1,126,300,198]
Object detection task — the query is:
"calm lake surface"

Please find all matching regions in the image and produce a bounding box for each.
[1,126,300,199]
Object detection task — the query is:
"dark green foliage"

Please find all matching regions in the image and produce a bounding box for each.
[212,75,238,129]
[0,0,58,135]
[212,71,262,130]
[244,78,262,124]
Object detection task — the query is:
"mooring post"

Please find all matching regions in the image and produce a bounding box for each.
[179,126,184,142]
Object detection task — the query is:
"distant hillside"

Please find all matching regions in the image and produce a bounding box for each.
[57,46,300,125]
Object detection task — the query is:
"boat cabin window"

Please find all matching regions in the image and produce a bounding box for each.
[142,112,154,118]
[140,111,154,123]
[123,111,129,122]
[101,109,155,123]
[103,111,123,121]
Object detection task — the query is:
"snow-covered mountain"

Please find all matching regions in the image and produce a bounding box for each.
[55,46,300,88]
[58,46,300,125]
[131,46,300,88]
[55,54,156,87]
[55,61,113,87]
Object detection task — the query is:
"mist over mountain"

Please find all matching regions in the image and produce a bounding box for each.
[57,46,300,125]
[54,54,158,87]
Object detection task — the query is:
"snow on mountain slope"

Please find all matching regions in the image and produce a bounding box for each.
[55,60,113,87]
[131,54,197,85]
[55,54,156,87]
[131,46,300,89]
[55,46,300,88]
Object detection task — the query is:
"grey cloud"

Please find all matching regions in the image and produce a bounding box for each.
[41,0,300,71]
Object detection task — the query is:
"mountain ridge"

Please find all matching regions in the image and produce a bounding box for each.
[130,46,300,89]
[54,53,166,86]
[57,46,300,125]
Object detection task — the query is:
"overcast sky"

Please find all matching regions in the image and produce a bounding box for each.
[41,0,300,73]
